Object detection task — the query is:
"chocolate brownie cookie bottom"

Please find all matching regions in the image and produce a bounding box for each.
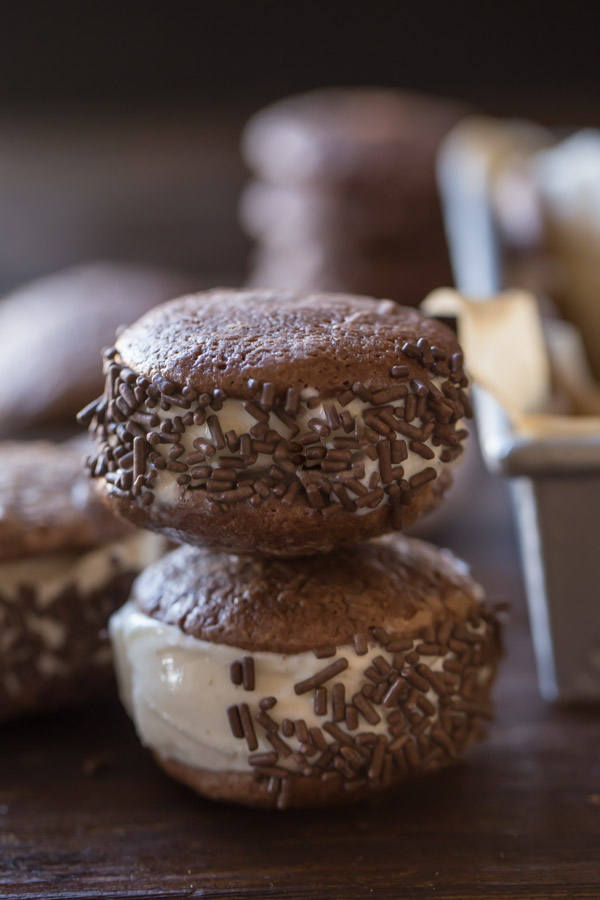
[110,536,501,808]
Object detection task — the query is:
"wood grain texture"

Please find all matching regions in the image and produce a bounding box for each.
[0,445,599,899]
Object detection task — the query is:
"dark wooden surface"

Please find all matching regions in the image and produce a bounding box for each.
[1,445,599,900]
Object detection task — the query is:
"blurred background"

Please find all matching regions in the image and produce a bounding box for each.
[0,0,598,293]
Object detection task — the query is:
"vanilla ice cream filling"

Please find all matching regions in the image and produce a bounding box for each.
[0,533,166,659]
[147,384,455,511]
[110,602,492,775]
[0,532,165,606]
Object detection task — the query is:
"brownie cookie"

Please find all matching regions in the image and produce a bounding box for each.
[242,88,467,191]
[80,289,471,556]
[239,179,447,247]
[111,536,501,808]
[247,243,453,309]
[0,440,166,721]
[241,89,463,307]
[0,261,193,436]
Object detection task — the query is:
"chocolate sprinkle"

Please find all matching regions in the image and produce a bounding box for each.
[226,705,243,739]
[259,696,277,710]
[242,656,255,691]
[368,734,387,781]
[295,720,310,744]
[266,733,292,757]
[345,706,359,730]
[277,778,293,809]
[332,683,346,723]
[238,703,258,751]
[314,687,328,716]
[282,719,295,738]
[256,710,279,733]
[352,693,381,726]
[294,658,349,695]
[309,727,329,752]
[230,661,243,686]
[353,633,369,655]
[248,752,278,767]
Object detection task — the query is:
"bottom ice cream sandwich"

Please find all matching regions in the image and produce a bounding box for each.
[111,536,501,808]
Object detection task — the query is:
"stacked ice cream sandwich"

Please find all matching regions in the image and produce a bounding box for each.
[80,288,501,808]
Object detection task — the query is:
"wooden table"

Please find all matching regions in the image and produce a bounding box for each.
[2,444,599,899]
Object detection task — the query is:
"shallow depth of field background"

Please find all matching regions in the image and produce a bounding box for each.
[0,0,597,294]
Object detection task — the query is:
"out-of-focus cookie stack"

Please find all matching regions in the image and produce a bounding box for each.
[0,262,189,717]
[241,88,467,306]
[0,439,166,721]
[0,262,194,437]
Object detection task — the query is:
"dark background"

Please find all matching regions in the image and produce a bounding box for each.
[0,0,598,113]
[0,1,598,293]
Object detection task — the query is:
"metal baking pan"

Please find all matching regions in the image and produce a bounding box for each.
[436,119,600,703]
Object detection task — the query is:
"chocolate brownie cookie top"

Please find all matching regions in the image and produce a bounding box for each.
[0,441,131,563]
[113,289,462,399]
[133,536,483,653]
[81,289,470,552]
[242,88,467,188]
